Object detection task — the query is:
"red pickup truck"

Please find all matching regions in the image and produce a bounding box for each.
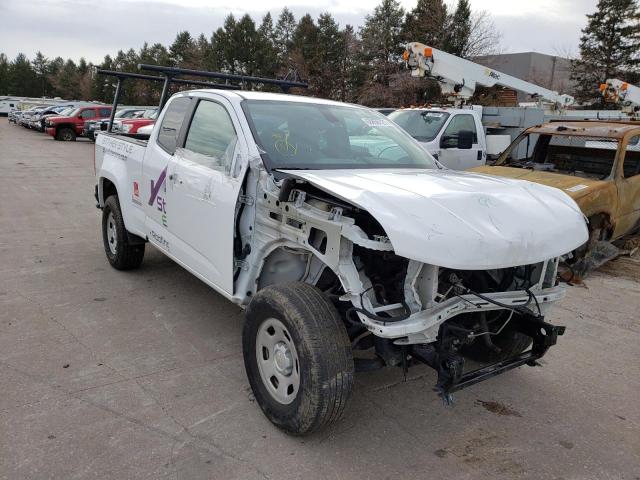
[46,105,112,141]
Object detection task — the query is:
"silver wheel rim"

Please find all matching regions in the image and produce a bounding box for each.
[106,212,117,255]
[256,318,300,405]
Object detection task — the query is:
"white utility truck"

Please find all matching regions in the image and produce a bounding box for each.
[388,106,487,170]
[395,43,636,170]
[94,65,588,434]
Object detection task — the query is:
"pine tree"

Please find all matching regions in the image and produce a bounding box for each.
[339,25,366,102]
[32,51,50,96]
[91,55,113,102]
[52,59,80,100]
[0,54,9,95]
[257,13,279,77]
[358,0,405,105]
[315,13,344,99]
[444,0,472,57]
[571,0,640,105]
[169,31,195,67]
[292,14,319,66]
[8,53,39,97]
[214,14,238,73]
[233,14,261,76]
[401,0,448,48]
[275,8,296,68]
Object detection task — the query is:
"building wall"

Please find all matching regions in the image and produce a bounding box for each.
[474,52,574,101]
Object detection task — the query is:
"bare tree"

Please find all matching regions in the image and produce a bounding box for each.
[464,10,502,58]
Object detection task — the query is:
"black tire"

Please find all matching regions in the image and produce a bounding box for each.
[462,320,532,363]
[102,195,145,270]
[56,127,76,141]
[243,282,354,435]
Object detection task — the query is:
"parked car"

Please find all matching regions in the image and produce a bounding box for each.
[112,108,158,134]
[45,105,112,141]
[8,108,19,123]
[18,106,46,127]
[136,123,154,135]
[388,107,487,170]
[94,89,588,434]
[83,107,149,141]
[471,121,640,265]
[31,105,75,131]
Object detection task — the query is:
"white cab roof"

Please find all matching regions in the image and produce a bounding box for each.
[181,89,362,108]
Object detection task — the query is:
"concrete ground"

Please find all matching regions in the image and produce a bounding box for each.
[0,119,638,480]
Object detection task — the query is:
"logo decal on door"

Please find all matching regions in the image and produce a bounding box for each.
[149,166,167,206]
[149,166,168,227]
[132,181,141,205]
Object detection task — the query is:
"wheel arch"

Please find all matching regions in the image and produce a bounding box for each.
[98,176,119,207]
[587,211,614,241]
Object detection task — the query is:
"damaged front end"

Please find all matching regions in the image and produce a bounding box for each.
[349,256,567,403]
[234,168,586,403]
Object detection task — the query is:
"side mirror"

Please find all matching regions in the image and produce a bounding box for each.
[440,130,474,149]
[458,130,474,149]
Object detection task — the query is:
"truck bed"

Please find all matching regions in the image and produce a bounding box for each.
[96,131,150,146]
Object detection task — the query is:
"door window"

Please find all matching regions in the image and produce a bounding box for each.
[441,114,478,147]
[99,108,111,117]
[624,135,640,178]
[80,109,96,119]
[183,100,238,173]
[157,96,191,154]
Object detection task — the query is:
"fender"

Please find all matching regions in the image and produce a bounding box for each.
[97,164,146,239]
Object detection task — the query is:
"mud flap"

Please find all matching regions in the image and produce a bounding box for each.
[410,314,565,404]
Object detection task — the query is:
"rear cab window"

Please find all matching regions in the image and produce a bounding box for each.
[500,133,617,179]
[157,96,191,154]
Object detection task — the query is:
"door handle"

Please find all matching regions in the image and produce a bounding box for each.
[168,173,182,184]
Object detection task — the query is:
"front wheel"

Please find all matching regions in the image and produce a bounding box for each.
[243,282,354,435]
[102,195,145,270]
[56,127,76,141]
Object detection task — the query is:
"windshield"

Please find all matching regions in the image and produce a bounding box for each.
[65,108,80,117]
[142,109,158,119]
[497,133,619,179]
[242,100,438,171]
[116,109,143,119]
[388,110,449,142]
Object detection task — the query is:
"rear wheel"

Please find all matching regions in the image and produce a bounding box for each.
[243,282,354,435]
[56,127,76,141]
[102,195,145,270]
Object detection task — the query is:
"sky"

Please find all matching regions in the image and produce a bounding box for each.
[0,0,597,63]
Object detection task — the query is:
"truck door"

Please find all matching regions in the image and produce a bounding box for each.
[142,96,192,255]
[613,134,640,237]
[437,113,483,170]
[164,96,247,294]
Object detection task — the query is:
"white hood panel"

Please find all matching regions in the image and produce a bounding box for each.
[280,168,589,270]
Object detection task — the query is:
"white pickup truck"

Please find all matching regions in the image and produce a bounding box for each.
[389,106,488,170]
[94,89,588,434]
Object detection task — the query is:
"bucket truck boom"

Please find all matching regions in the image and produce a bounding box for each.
[403,42,575,109]
[600,79,640,113]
